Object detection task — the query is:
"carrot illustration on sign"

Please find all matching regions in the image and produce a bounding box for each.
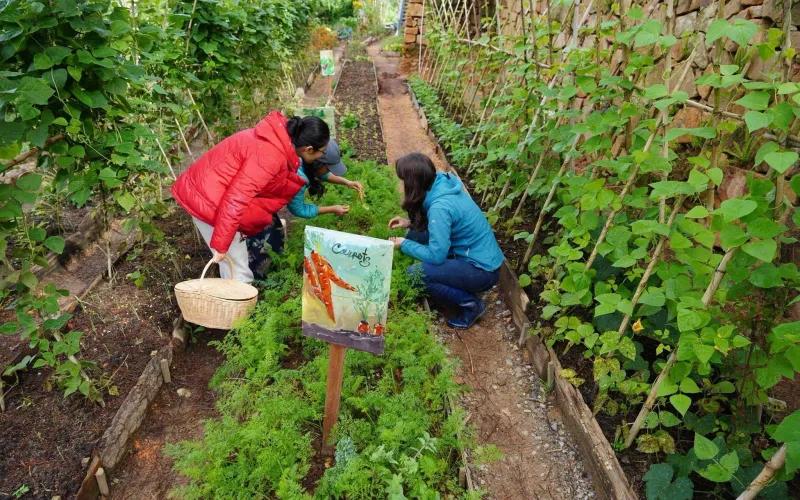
[305,250,356,321]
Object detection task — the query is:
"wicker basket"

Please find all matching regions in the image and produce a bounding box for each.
[174,259,258,329]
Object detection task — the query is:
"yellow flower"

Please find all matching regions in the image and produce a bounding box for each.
[632,318,644,333]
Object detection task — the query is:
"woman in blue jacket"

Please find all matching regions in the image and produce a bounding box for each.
[389,153,504,329]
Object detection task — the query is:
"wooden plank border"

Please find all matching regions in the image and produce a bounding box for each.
[407,83,638,500]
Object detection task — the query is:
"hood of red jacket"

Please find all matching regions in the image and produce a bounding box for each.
[254,111,300,170]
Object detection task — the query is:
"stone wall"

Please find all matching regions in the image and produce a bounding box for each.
[403,0,426,48]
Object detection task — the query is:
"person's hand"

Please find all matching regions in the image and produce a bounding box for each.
[212,250,226,263]
[331,204,350,216]
[347,180,364,199]
[389,236,406,248]
[388,216,410,229]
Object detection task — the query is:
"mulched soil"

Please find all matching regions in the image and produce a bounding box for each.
[0,210,207,499]
[333,60,387,164]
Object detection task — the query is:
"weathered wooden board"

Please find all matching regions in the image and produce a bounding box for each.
[97,345,173,469]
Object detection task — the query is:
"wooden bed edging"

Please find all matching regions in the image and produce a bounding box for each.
[406,82,638,500]
[75,338,178,499]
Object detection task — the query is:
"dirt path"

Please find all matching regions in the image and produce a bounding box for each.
[369,42,596,500]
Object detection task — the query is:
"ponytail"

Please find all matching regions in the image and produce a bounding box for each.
[286,116,330,151]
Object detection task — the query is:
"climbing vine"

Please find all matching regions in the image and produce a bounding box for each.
[413,0,800,496]
[0,0,325,403]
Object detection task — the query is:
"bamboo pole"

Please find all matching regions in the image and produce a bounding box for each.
[624,248,736,448]
[736,444,787,500]
[418,0,426,73]
[174,118,195,161]
[659,0,675,223]
[187,90,214,144]
[581,43,699,271]
[617,196,684,335]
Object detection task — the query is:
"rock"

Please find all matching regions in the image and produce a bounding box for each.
[724,0,743,19]
[81,456,90,467]
[695,36,710,69]
[177,388,192,398]
[670,66,699,98]
[697,65,714,99]
[677,0,713,15]
[675,11,698,36]
[406,3,423,17]
[550,421,558,432]
[671,107,707,143]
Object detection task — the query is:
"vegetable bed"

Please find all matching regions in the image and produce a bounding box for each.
[168,159,477,499]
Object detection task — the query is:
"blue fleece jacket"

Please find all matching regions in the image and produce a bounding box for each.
[286,164,329,219]
[400,172,504,271]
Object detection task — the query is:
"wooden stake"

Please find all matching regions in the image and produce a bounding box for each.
[187,90,215,144]
[321,344,347,454]
[737,444,787,500]
[155,137,177,180]
[95,467,110,496]
[159,358,171,384]
[624,248,736,448]
[174,118,195,161]
[418,0,426,73]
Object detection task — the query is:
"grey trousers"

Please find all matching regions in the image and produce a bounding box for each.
[192,217,254,283]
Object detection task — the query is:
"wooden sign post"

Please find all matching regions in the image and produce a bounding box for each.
[321,344,347,454]
[301,227,393,456]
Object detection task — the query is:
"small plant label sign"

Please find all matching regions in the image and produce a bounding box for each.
[320,49,335,77]
[302,226,392,355]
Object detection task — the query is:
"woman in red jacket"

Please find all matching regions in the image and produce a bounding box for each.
[171,111,332,282]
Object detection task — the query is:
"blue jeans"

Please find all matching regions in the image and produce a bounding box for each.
[406,230,499,307]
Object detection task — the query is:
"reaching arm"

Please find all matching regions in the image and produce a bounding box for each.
[399,205,452,265]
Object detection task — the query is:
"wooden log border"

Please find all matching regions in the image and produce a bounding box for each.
[407,83,638,500]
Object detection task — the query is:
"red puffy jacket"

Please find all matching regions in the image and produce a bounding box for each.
[171,111,306,253]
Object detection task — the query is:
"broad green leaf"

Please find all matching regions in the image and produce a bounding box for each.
[763,151,798,174]
[735,91,770,111]
[670,394,691,416]
[716,199,758,222]
[680,377,701,394]
[786,441,800,475]
[666,127,715,142]
[699,451,739,482]
[755,141,780,166]
[659,411,681,428]
[774,410,800,443]
[744,110,771,132]
[750,263,782,288]
[693,343,715,364]
[685,206,709,219]
[747,217,785,239]
[44,236,65,254]
[721,224,748,249]
[707,168,724,186]
[706,19,729,45]
[742,239,777,262]
[518,274,531,287]
[116,192,136,212]
[694,433,719,460]
[16,173,42,192]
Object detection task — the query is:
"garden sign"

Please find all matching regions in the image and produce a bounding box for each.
[301,226,393,450]
[319,49,335,77]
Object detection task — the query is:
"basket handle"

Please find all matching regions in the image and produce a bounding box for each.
[200,255,236,280]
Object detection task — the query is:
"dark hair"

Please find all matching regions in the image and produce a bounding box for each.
[305,163,326,199]
[396,153,436,231]
[286,116,330,150]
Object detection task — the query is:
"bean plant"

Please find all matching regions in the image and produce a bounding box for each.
[413,0,800,496]
[0,0,331,402]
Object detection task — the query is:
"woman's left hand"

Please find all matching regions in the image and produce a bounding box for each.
[389,236,405,248]
[347,180,365,199]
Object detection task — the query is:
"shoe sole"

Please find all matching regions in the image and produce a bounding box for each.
[447,302,487,330]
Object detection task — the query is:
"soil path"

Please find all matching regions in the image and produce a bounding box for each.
[368,42,596,500]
